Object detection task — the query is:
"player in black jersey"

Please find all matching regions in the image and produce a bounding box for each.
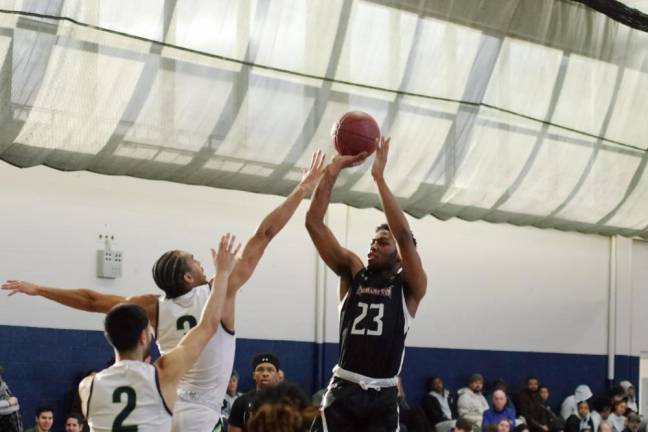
[306,137,427,432]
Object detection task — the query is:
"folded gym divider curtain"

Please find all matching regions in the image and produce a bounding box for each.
[2,0,648,237]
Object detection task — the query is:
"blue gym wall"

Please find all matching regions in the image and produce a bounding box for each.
[0,325,639,432]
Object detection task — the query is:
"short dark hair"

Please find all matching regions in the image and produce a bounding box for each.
[66,412,84,424]
[627,413,641,423]
[526,376,539,383]
[539,385,549,391]
[152,250,190,299]
[455,418,473,432]
[611,385,626,398]
[104,304,149,352]
[467,373,483,385]
[426,376,442,391]
[577,400,590,409]
[35,403,54,417]
[375,223,417,247]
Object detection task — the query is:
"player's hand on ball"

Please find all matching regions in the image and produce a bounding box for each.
[299,150,326,193]
[211,233,240,275]
[371,137,390,181]
[1,280,39,296]
[331,152,369,173]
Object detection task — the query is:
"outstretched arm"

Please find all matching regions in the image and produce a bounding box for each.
[226,151,327,294]
[371,137,427,316]
[305,153,366,300]
[156,234,239,409]
[1,280,159,323]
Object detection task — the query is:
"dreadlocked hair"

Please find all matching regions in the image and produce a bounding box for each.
[248,382,318,432]
[152,250,189,299]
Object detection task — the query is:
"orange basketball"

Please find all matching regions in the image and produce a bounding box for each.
[331,111,380,156]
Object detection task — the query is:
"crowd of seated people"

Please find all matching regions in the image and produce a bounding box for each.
[6,358,643,432]
[420,375,642,432]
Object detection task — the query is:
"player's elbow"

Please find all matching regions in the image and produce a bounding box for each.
[254,222,278,243]
[409,278,427,303]
[305,212,323,233]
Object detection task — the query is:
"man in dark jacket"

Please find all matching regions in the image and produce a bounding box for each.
[423,376,457,432]
[514,377,547,432]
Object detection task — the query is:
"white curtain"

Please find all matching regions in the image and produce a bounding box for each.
[1,0,648,237]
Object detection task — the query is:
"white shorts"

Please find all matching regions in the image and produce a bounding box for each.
[172,399,222,432]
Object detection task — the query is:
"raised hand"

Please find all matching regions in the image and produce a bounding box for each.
[330,151,369,174]
[211,233,241,275]
[371,136,390,181]
[299,150,327,193]
[2,280,39,296]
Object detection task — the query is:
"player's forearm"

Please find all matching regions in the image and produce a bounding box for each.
[36,286,105,312]
[306,165,338,227]
[374,176,412,242]
[198,273,229,332]
[255,184,308,241]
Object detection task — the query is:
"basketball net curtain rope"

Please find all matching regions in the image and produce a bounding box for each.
[2,0,648,238]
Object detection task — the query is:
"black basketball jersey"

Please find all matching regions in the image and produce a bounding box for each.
[337,268,410,379]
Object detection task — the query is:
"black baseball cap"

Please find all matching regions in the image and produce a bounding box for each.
[252,352,280,371]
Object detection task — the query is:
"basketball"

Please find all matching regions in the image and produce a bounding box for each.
[331,111,380,156]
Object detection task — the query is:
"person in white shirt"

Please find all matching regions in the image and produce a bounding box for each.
[79,234,239,432]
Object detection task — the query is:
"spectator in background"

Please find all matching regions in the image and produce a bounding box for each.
[0,365,23,432]
[607,400,627,432]
[482,390,516,432]
[538,385,565,432]
[490,380,517,416]
[64,413,83,432]
[458,374,489,432]
[496,418,513,432]
[599,422,612,432]
[619,382,637,413]
[423,376,457,432]
[229,352,281,432]
[592,398,612,424]
[25,404,54,432]
[514,377,544,432]
[562,385,594,420]
[623,413,641,432]
[222,370,243,428]
[565,401,595,432]
[455,418,476,432]
[247,382,317,432]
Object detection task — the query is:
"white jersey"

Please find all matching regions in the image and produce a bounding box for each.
[156,284,236,413]
[87,360,172,432]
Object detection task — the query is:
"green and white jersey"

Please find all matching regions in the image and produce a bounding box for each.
[87,360,172,432]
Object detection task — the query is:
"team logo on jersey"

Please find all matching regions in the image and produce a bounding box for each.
[357,285,393,297]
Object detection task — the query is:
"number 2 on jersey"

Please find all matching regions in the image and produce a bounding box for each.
[350,302,384,336]
[112,386,137,432]
[176,315,197,335]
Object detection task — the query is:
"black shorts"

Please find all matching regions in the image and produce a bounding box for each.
[310,377,399,432]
